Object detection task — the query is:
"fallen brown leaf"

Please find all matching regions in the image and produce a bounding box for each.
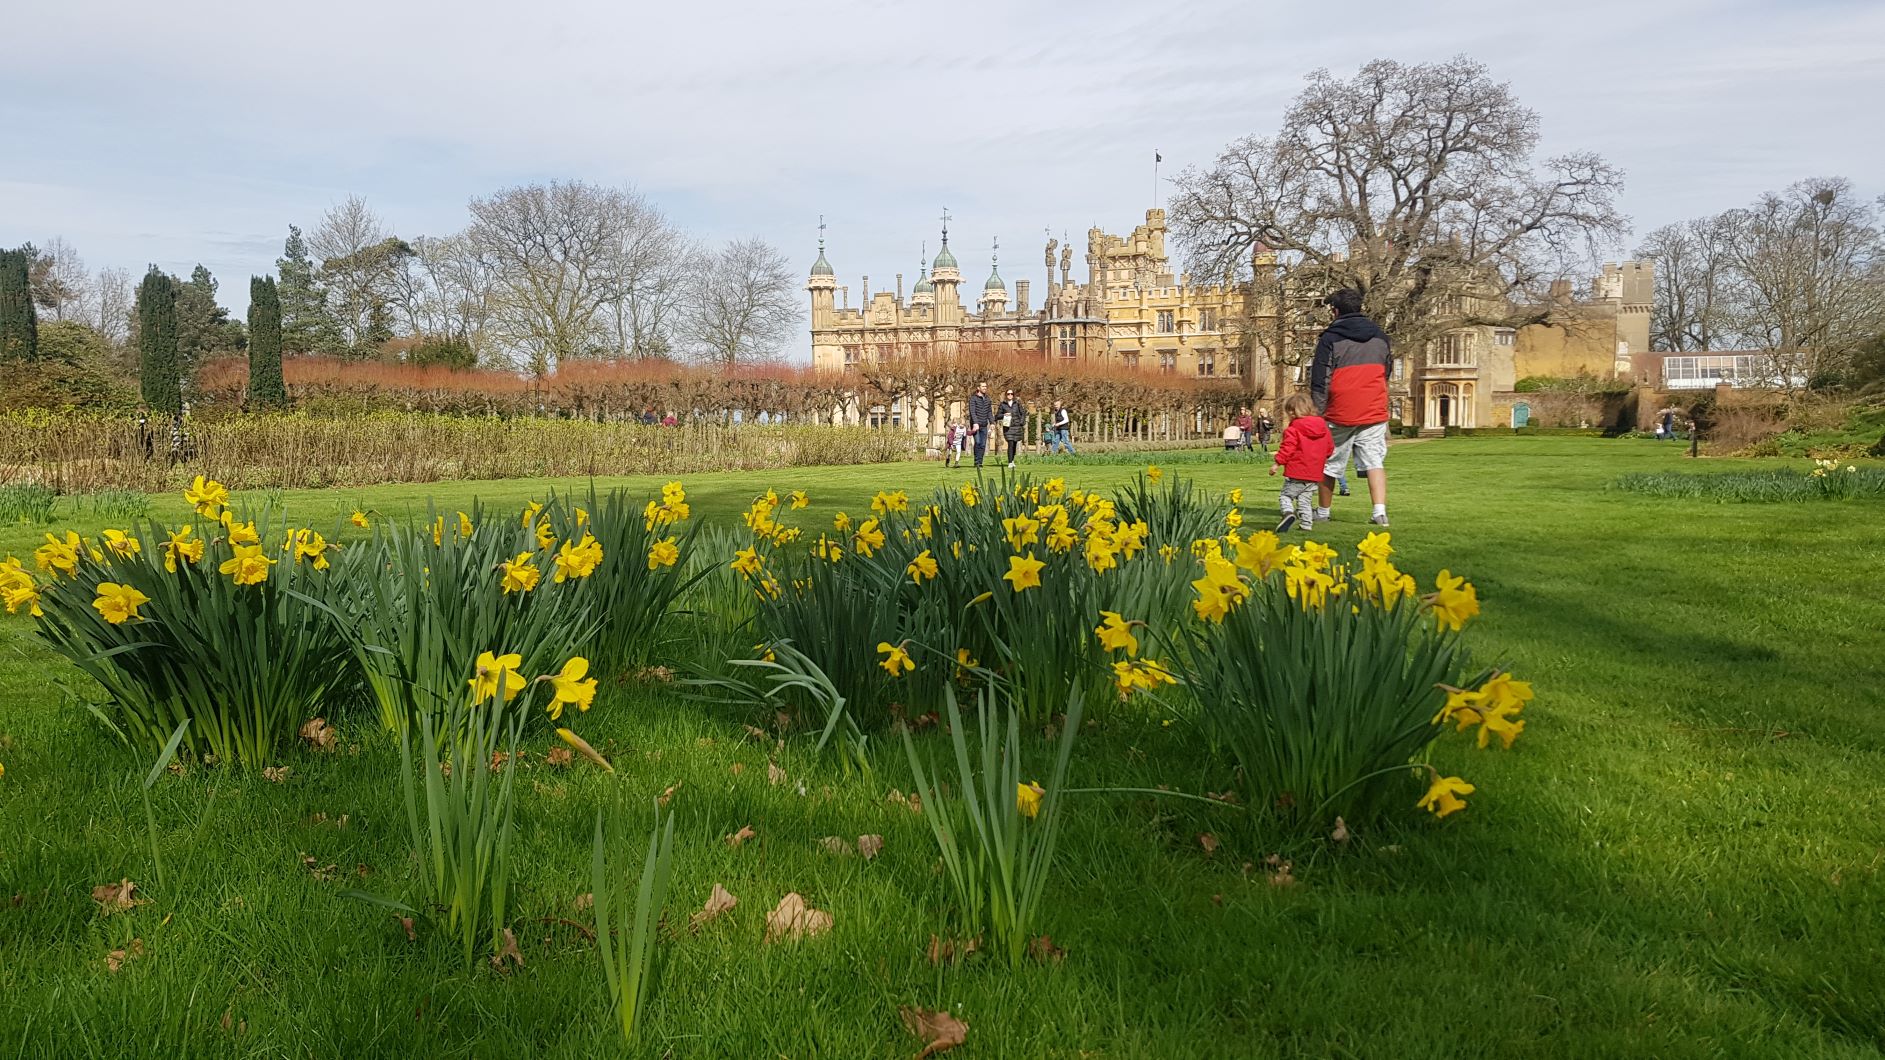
[657,782,682,808]
[299,853,338,882]
[545,745,573,768]
[261,765,292,783]
[741,724,768,742]
[729,762,746,776]
[298,717,336,752]
[1331,817,1350,844]
[767,761,786,787]
[573,892,595,912]
[489,750,511,773]
[926,934,981,966]
[396,916,416,941]
[857,834,884,860]
[355,863,372,879]
[725,825,757,848]
[773,710,793,734]
[490,927,524,972]
[900,1005,969,1058]
[1198,832,1220,856]
[91,878,143,914]
[689,883,738,931]
[1265,854,1297,887]
[885,789,922,814]
[763,892,831,943]
[218,1007,246,1035]
[105,937,144,973]
[1027,934,1066,962]
[636,665,675,683]
[816,836,853,856]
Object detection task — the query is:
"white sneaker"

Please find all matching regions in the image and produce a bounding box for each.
[1007,462,1015,470]
[1370,514,1390,527]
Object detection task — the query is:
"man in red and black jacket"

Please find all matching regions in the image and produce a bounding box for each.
[1308,288,1393,527]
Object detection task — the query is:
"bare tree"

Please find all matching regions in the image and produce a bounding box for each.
[1717,178,1884,387]
[1635,217,1734,352]
[310,196,408,351]
[1169,57,1627,364]
[32,237,93,322]
[606,208,695,360]
[93,266,134,346]
[465,181,647,376]
[390,233,495,356]
[682,238,797,369]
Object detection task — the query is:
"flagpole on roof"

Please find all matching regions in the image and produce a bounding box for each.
[1153,149,1161,208]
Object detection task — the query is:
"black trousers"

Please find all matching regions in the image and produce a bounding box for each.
[972,428,988,466]
[1005,438,1019,463]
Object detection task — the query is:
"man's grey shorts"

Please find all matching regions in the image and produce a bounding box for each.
[1325,421,1389,477]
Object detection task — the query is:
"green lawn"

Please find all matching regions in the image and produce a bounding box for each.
[2,437,1882,1058]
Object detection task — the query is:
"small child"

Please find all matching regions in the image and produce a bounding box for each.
[948,421,967,467]
[1269,391,1334,533]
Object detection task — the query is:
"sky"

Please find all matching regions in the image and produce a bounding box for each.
[4,0,1882,348]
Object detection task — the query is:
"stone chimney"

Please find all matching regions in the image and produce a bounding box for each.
[1015,279,1030,315]
[896,273,903,303]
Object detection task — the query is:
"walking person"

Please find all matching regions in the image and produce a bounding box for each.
[1270,392,1333,532]
[1049,400,1076,455]
[998,388,1026,469]
[1309,288,1393,527]
[1256,408,1275,452]
[968,382,993,468]
[1237,406,1255,451]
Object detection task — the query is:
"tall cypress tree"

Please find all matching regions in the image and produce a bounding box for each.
[137,267,181,414]
[246,275,286,408]
[0,248,38,361]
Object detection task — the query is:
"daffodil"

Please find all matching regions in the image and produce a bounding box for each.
[552,533,603,582]
[1357,531,1394,564]
[854,518,886,557]
[1084,533,1120,574]
[456,511,475,539]
[647,537,680,570]
[1093,611,1140,655]
[1158,544,1180,564]
[35,532,82,577]
[1418,774,1474,818]
[1016,781,1045,819]
[1,558,42,617]
[1003,551,1045,592]
[871,489,910,514]
[833,511,852,533]
[907,549,939,584]
[1002,515,1041,551]
[1043,477,1066,497]
[350,510,371,529]
[730,546,764,578]
[183,475,229,516]
[789,489,809,510]
[469,650,527,705]
[290,529,331,570]
[1146,465,1163,483]
[521,501,544,528]
[432,516,446,546]
[543,656,597,720]
[812,535,844,563]
[1227,487,1243,505]
[1190,555,1247,622]
[499,551,542,593]
[220,513,260,547]
[161,526,204,573]
[959,484,979,508]
[1427,570,1480,632]
[917,513,935,539]
[102,529,141,559]
[536,519,558,549]
[955,647,978,676]
[91,581,150,624]
[218,544,275,586]
[877,641,915,677]
[1225,508,1243,529]
[574,507,589,527]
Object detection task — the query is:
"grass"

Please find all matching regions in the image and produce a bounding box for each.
[2,437,1883,1057]
[1613,465,1885,502]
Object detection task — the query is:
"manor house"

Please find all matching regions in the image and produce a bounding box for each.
[807,208,1653,432]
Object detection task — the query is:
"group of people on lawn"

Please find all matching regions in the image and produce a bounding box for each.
[942,288,1394,531]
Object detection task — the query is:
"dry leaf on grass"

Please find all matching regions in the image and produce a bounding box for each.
[573,892,595,912]
[104,937,144,973]
[658,782,682,808]
[900,1006,969,1058]
[1198,832,1220,856]
[763,892,831,943]
[857,834,884,860]
[91,878,143,914]
[396,916,417,941]
[298,717,336,752]
[689,883,738,931]
[545,745,573,768]
[926,934,980,966]
[218,1008,247,1035]
[299,853,338,882]
[1027,934,1066,962]
[261,766,292,783]
[816,836,854,856]
[1331,817,1350,843]
[1264,853,1297,887]
[725,825,756,848]
[885,789,922,814]
[490,927,524,972]
[741,724,768,742]
[729,762,746,776]
[636,665,676,683]
[767,761,787,786]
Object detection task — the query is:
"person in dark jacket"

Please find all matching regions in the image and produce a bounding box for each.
[1269,391,1333,532]
[1048,400,1075,455]
[998,389,1026,469]
[1256,408,1275,451]
[1308,288,1392,527]
[967,382,993,468]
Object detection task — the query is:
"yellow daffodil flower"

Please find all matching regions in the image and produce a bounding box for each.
[854,518,886,557]
[1418,774,1474,818]
[1003,551,1046,592]
[469,650,526,705]
[35,531,82,578]
[499,551,542,594]
[543,656,597,720]
[1228,487,1243,505]
[730,546,764,578]
[290,529,331,570]
[456,511,475,539]
[1017,780,1045,818]
[1,557,43,617]
[350,510,371,529]
[1427,570,1481,632]
[1190,555,1247,623]
[161,526,204,573]
[1158,543,1180,564]
[552,534,604,582]
[1357,531,1393,564]
[219,544,275,586]
[102,529,141,559]
[789,489,809,510]
[183,475,229,517]
[833,511,853,532]
[959,484,979,508]
[91,581,150,625]
[1225,509,1243,529]
[1043,477,1065,497]
[521,501,543,528]
[1002,515,1041,551]
[647,537,680,570]
[1146,465,1163,483]
[536,519,558,549]
[1094,611,1140,656]
[877,641,915,677]
[907,549,939,584]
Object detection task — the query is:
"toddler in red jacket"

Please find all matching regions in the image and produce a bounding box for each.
[1269,391,1334,532]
